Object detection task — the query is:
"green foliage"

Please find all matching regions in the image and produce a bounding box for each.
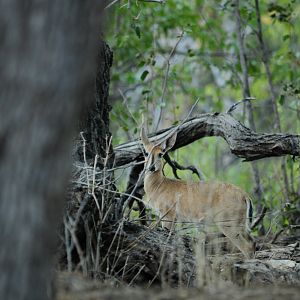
[106,0,300,233]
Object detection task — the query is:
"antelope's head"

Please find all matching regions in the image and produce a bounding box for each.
[140,126,177,173]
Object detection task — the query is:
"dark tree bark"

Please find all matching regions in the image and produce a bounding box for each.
[63,41,118,272]
[76,41,114,165]
[0,1,106,300]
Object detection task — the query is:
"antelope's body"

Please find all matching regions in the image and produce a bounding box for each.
[141,126,255,258]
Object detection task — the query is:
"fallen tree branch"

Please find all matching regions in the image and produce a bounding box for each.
[114,113,300,167]
[271,228,286,244]
[251,206,268,230]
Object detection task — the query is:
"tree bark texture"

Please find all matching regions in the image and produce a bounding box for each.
[63,41,117,271]
[114,113,300,167]
[76,41,114,165]
[0,1,105,300]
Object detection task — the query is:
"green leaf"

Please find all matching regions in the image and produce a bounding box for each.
[283,34,290,41]
[283,218,289,227]
[140,70,149,81]
[142,89,151,95]
[135,25,141,39]
[138,60,146,68]
[279,94,285,105]
[122,125,129,132]
[187,49,195,57]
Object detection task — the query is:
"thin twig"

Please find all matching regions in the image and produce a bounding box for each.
[118,88,139,126]
[65,216,87,275]
[80,132,90,192]
[139,0,165,3]
[128,265,146,286]
[251,206,267,230]
[105,0,120,10]
[154,96,200,145]
[98,222,123,271]
[271,228,285,244]
[90,154,100,212]
[154,31,185,131]
[147,224,174,287]
[226,97,256,115]
[64,218,73,272]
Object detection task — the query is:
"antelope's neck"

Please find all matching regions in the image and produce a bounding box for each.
[144,171,164,196]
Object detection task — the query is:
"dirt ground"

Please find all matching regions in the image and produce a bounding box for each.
[56,271,300,300]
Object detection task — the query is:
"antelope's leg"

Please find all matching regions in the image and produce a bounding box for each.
[161,213,176,230]
[219,222,255,259]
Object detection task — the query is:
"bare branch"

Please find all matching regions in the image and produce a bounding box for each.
[114,113,300,167]
[226,97,256,115]
[139,0,165,3]
[251,206,267,230]
[105,0,165,10]
[154,31,184,131]
[271,228,286,244]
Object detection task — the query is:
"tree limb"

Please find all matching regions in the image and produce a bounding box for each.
[114,113,300,167]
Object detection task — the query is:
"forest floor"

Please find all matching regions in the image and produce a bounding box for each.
[57,271,300,300]
[57,233,300,300]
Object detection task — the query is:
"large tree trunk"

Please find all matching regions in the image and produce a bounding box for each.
[76,41,114,165]
[0,1,105,300]
[62,41,118,274]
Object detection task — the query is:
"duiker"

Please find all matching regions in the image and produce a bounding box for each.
[141,126,255,258]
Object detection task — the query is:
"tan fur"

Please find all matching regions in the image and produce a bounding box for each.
[141,127,255,258]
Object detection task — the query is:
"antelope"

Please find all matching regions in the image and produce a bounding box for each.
[140,126,255,258]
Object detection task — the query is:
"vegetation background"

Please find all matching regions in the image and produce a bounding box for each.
[106,0,300,235]
[1,1,299,300]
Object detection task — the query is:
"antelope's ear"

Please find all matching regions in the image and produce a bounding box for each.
[140,125,150,148]
[164,131,177,152]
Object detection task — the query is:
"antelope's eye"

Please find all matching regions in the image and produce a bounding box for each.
[158,153,163,158]
[144,152,148,157]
